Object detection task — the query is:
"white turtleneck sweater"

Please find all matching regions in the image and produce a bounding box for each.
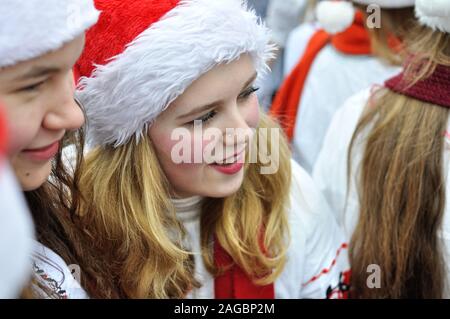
[172,160,350,299]
[172,195,215,299]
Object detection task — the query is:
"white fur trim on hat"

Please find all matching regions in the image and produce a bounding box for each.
[316,0,416,35]
[352,0,415,8]
[416,0,450,33]
[77,0,275,148]
[316,1,356,34]
[0,0,99,68]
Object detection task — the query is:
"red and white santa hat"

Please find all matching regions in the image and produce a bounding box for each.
[0,103,35,298]
[316,0,416,34]
[415,0,450,34]
[75,0,275,148]
[0,0,99,68]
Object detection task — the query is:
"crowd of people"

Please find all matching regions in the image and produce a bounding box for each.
[0,0,449,299]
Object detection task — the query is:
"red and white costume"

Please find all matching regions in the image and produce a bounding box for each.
[175,161,349,299]
[75,0,350,299]
[271,0,414,173]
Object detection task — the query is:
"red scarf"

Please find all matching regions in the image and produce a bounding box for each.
[0,102,8,159]
[385,63,450,109]
[270,11,372,141]
[214,237,274,299]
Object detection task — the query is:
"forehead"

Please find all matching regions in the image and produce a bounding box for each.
[168,54,255,111]
[0,35,85,83]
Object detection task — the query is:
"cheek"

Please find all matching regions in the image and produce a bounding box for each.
[244,95,260,129]
[3,100,42,157]
[149,123,211,194]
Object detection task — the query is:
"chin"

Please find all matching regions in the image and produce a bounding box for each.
[17,162,52,192]
[204,173,245,198]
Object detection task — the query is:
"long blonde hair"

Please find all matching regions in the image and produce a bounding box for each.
[72,112,291,298]
[357,4,416,65]
[349,26,450,298]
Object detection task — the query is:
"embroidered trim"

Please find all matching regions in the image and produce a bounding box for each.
[33,262,68,299]
[302,243,349,286]
[326,270,352,299]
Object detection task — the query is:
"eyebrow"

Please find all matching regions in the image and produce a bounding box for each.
[177,72,258,120]
[17,66,61,81]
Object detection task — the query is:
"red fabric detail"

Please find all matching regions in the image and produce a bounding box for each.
[214,237,275,299]
[270,11,372,142]
[74,0,180,82]
[0,102,8,158]
[270,30,331,141]
[385,64,450,108]
[303,243,349,286]
[326,269,352,299]
[331,11,371,55]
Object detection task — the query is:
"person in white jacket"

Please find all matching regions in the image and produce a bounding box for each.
[0,0,99,298]
[314,0,450,298]
[272,0,416,173]
[255,0,309,111]
[0,103,34,298]
[69,0,350,299]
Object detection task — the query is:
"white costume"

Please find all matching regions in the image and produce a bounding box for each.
[281,0,416,173]
[0,163,34,298]
[32,242,88,299]
[175,161,350,299]
[285,28,400,173]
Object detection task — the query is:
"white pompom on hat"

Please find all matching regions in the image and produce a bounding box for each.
[316,0,415,34]
[416,0,450,33]
[0,0,99,68]
[316,1,356,34]
[75,0,275,148]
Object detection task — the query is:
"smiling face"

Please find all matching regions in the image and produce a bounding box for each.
[149,54,261,199]
[0,35,86,191]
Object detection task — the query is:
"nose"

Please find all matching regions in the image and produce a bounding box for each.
[42,72,85,132]
[220,104,254,147]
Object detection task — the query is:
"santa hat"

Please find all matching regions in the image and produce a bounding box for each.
[0,103,35,298]
[75,0,275,148]
[316,0,415,34]
[0,0,99,68]
[415,0,450,33]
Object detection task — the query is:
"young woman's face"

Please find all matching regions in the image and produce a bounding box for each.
[0,35,85,191]
[149,54,261,198]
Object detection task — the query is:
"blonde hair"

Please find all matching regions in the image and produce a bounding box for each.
[72,112,291,298]
[349,25,450,298]
[356,4,416,65]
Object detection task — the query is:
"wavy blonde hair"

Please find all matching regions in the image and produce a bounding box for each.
[71,112,291,298]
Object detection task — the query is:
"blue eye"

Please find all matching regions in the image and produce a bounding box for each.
[191,110,217,126]
[239,86,259,100]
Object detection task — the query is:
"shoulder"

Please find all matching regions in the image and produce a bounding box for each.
[323,87,372,150]
[284,22,319,75]
[288,159,332,226]
[276,160,350,298]
[32,241,88,299]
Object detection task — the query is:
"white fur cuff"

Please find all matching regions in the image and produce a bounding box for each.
[0,0,99,68]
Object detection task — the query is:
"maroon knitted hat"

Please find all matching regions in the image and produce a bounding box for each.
[385,64,450,108]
